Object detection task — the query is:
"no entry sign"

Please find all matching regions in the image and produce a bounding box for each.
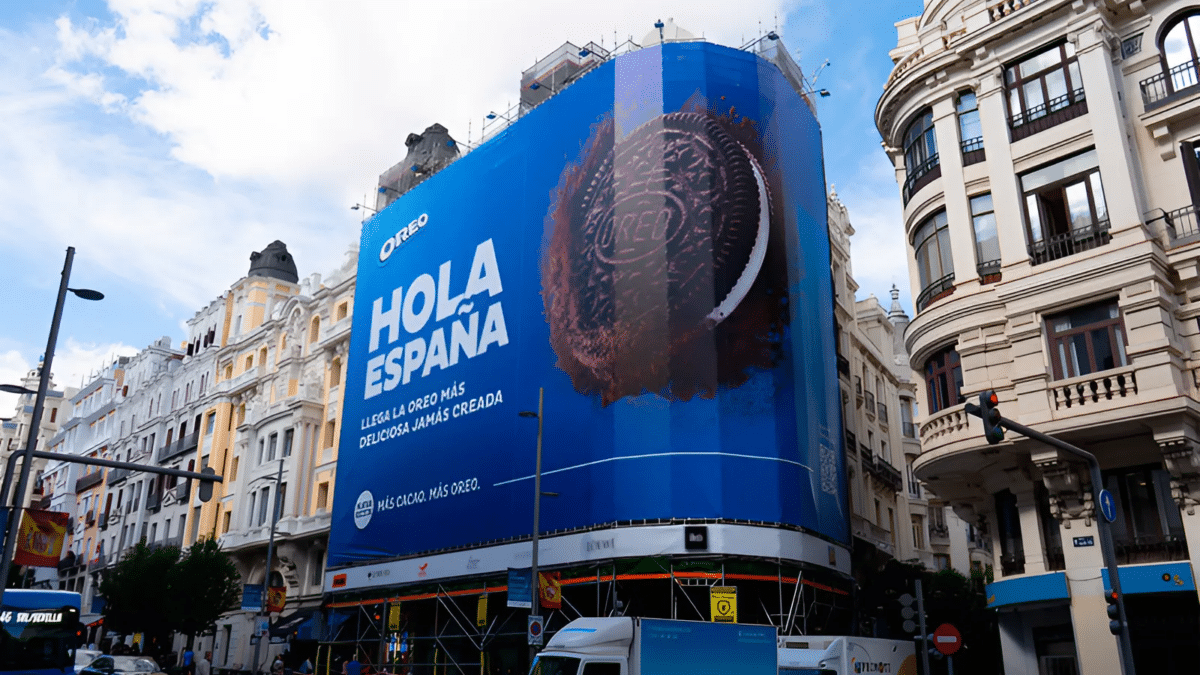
[933,623,962,656]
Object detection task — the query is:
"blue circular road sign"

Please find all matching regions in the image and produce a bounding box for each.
[1098,489,1117,523]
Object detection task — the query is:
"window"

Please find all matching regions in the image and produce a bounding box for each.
[268,433,278,462]
[278,482,287,518]
[912,210,954,311]
[1045,299,1127,380]
[967,193,1001,279]
[1021,149,1109,264]
[1005,42,1085,137]
[902,109,939,202]
[911,515,925,550]
[49,407,57,423]
[934,554,951,571]
[336,302,349,321]
[247,492,257,528]
[330,358,342,387]
[310,317,321,344]
[324,420,337,448]
[957,91,983,160]
[316,482,330,511]
[1160,13,1200,95]
[283,429,294,458]
[923,344,963,413]
[259,347,268,368]
[1104,465,1186,555]
[258,440,265,465]
[312,551,324,586]
[258,487,271,526]
[231,457,239,481]
[222,510,231,534]
[245,354,254,370]
[582,664,622,675]
[163,520,171,541]
[995,489,1025,576]
[206,413,215,435]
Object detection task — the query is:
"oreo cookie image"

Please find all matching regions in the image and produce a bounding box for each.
[543,111,788,405]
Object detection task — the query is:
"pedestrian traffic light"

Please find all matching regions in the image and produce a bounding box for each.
[979,390,1004,444]
[1106,591,1122,635]
[198,466,216,502]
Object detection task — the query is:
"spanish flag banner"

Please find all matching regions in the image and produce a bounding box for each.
[538,571,561,610]
[266,586,287,613]
[13,509,70,567]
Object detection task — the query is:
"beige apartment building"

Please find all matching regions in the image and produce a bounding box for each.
[877,0,1200,673]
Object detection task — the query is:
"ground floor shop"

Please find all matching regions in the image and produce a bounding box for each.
[989,561,1200,675]
[318,557,853,675]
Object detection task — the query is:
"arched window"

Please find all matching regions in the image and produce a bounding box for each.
[902,109,939,203]
[309,317,321,345]
[330,358,342,387]
[912,210,954,310]
[1161,12,1200,93]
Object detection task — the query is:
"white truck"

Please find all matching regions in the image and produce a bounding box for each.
[777,636,918,675]
[530,617,778,675]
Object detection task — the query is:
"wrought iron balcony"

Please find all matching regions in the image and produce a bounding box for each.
[156,431,199,464]
[1164,204,1200,247]
[871,457,903,492]
[1027,219,1110,266]
[976,259,1001,279]
[961,137,985,167]
[74,471,103,493]
[915,273,955,311]
[1140,58,1200,110]
[1010,88,1087,142]
[106,467,131,485]
[902,154,941,205]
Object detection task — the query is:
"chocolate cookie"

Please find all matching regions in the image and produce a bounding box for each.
[544,111,774,405]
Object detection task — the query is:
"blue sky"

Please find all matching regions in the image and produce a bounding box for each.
[0,0,923,410]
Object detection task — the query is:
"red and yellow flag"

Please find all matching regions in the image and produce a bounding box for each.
[14,509,70,567]
[266,586,287,613]
[538,571,561,609]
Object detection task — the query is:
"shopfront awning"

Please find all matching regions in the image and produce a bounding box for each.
[270,608,317,640]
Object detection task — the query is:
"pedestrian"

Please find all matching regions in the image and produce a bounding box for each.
[196,651,212,675]
[272,655,285,674]
[182,647,195,675]
[343,653,362,675]
[299,657,314,674]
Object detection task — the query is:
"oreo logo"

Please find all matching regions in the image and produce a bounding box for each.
[379,213,430,263]
[353,490,374,529]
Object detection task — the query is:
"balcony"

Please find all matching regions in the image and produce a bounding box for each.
[1113,535,1188,565]
[1049,366,1137,412]
[1027,219,1110,266]
[106,467,131,485]
[156,431,199,464]
[146,490,161,513]
[837,354,850,379]
[74,471,103,494]
[976,259,1001,280]
[1164,204,1200,248]
[915,273,955,312]
[859,443,873,464]
[988,0,1041,22]
[869,457,904,493]
[961,136,985,167]
[1010,88,1087,142]
[929,523,950,544]
[1140,58,1200,111]
[902,154,940,205]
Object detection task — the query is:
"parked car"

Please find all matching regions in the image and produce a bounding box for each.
[74,649,103,669]
[78,655,166,675]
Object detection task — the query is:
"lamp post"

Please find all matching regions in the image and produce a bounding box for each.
[0,246,102,604]
[250,457,285,675]
[518,388,545,666]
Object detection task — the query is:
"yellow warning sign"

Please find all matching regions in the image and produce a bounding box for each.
[388,604,402,632]
[477,594,488,627]
[710,586,737,623]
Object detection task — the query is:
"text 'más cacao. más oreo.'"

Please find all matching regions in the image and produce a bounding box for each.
[543,110,782,405]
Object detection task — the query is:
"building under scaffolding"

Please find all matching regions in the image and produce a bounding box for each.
[319,557,852,674]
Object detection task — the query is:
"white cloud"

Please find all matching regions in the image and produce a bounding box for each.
[835,153,911,313]
[49,338,141,391]
[0,350,32,417]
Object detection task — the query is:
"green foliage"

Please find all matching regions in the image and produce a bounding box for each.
[100,538,241,641]
[168,538,242,637]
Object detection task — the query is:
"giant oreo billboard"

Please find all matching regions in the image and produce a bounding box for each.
[329,41,846,569]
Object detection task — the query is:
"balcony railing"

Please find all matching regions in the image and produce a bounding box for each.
[1164,204,1200,247]
[106,467,130,485]
[859,443,873,464]
[146,490,161,512]
[976,259,1001,279]
[988,0,1041,23]
[156,431,199,464]
[902,154,941,205]
[871,457,904,492]
[1050,366,1137,411]
[961,137,985,167]
[1140,58,1200,109]
[915,273,955,311]
[1027,219,1110,266]
[1113,535,1188,565]
[74,471,103,494]
[1010,88,1087,142]
[929,523,950,541]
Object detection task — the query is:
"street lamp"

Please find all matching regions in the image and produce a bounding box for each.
[518,388,545,667]
[0,246,102,606]
[250,457,285,675]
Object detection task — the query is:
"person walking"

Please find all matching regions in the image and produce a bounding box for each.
[196,651,212,675]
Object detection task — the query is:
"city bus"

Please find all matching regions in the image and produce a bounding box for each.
[1,588,82,675]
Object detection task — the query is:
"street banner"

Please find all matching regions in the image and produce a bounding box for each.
[539,572,562,609]
[13,509,69,567]
[507,568,532,608]
[241,585,263,611]
[266,586,287,613]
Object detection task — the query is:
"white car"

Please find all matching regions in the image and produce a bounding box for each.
[75,650,104,669]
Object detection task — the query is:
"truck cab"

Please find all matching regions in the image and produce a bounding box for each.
[531,618,631,675]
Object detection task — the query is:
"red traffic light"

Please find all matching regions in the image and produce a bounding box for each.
[979,390,1004,444]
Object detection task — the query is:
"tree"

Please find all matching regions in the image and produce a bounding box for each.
[98,542,179,645]
[168,538,242,643]
[100,539,241,648]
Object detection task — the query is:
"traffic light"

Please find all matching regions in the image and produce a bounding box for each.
[979,390,1004,444]
[1106,591,1122,635]
[198,466,216,502]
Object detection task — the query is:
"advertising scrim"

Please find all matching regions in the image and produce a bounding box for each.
[329,41,846,569]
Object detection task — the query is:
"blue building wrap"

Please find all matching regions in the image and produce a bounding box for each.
[328,41,846,567]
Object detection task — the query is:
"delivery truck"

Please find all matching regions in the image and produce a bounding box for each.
[530,617,778,675]
[777,636,918,675]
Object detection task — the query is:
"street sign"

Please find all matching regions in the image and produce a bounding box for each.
[1098,489,1117,523]
[933,623,961,656]
[710,586,738,623]
[527,615,544,646]
[1072,536,1095,547]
